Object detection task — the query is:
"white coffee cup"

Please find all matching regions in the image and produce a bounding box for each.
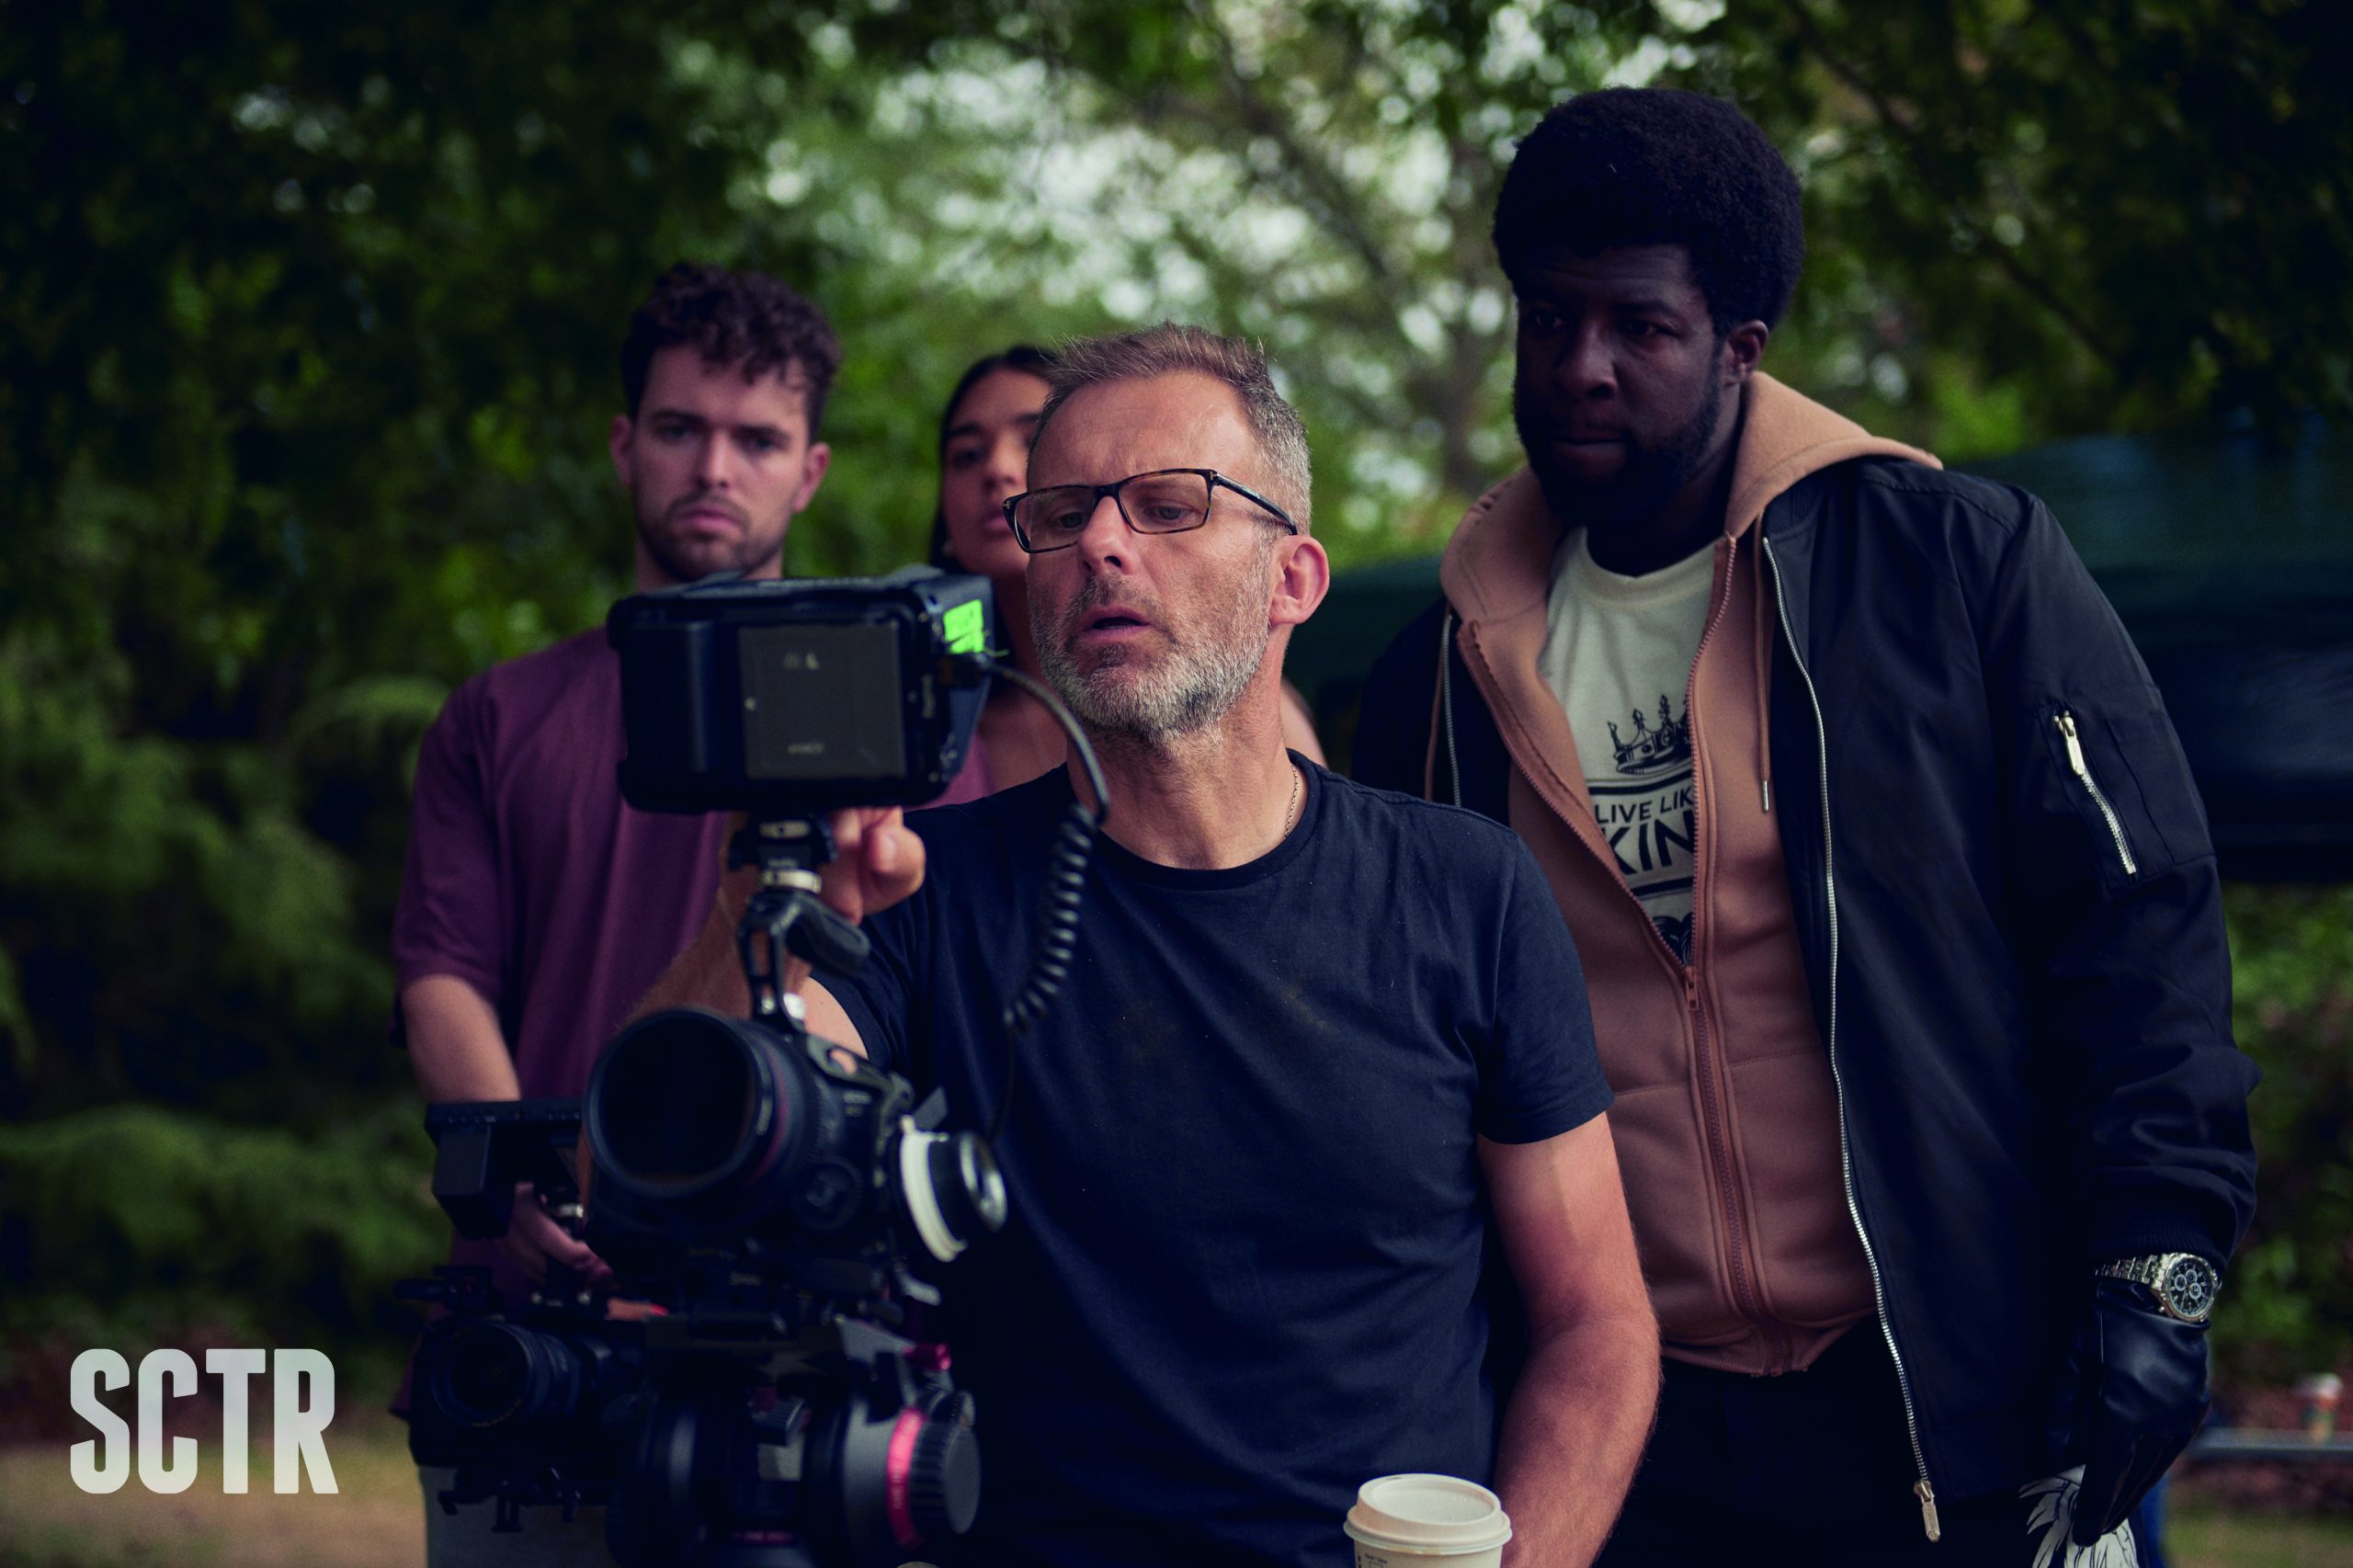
[1343,1473,1513,1566]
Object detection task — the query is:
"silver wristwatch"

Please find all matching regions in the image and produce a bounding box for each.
[2093,1253,2221,1324]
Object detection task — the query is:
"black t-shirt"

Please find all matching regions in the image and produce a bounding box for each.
[831,758,1610,1568]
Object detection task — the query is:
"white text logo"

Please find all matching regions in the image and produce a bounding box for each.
[68,1347,338,1494]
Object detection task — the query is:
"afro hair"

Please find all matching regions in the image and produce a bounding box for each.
[1493,88,1805,333]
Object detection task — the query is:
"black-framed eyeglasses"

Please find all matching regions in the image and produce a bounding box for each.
[1002,467,1298,554]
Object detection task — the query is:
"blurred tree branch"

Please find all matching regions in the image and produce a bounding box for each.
[1770,0,2124,371]
[3,0,2347,1127]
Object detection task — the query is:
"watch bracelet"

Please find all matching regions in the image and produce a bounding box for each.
[2092,1252,2218,1319]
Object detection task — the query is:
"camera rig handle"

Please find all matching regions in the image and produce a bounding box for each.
[731,816,871,1032]
[424,1099,587,1241]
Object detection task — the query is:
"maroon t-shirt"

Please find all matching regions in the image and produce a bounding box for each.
[393,627,733,1096]
[392,631,733,1407]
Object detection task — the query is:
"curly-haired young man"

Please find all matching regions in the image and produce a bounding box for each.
[391,263,838,1565]
[1355,88,2257,1565]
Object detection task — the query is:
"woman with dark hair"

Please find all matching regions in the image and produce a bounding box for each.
[930,346,1323,803]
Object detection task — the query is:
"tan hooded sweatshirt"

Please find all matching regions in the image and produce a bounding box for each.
[1439,374,1939,1375]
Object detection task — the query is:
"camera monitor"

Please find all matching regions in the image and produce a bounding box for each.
[609,567,993,816]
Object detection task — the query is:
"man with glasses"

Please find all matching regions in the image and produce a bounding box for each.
[643,324,1658,1566]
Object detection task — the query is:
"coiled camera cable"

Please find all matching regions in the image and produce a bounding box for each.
[952,655,1108,1145]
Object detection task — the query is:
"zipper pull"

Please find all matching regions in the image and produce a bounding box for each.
[1915,1478,1940,1542]
[2056,710,2090,778]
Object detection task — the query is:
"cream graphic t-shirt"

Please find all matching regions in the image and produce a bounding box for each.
[1537,531,1715,961]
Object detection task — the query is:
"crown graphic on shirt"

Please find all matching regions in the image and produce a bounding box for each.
[1608,696,1690,776]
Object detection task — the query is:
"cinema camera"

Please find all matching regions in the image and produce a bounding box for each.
[402,569,1104,1568]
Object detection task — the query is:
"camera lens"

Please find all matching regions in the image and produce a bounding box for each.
[426,1321,585,1428]
[586,1008,824,1233]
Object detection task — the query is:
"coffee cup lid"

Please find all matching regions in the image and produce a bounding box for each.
[1343,1473,1512,1551]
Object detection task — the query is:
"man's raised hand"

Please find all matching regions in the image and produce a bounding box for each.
[818,806,925,926]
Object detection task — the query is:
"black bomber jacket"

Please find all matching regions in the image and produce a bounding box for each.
[1354,455,2261,1503]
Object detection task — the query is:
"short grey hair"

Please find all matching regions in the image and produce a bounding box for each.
[1035,324,1313,531]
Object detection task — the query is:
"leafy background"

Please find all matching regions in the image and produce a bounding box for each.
[1,0,2347,1412]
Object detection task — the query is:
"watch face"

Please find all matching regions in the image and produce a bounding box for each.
[2163,1256,2218,1319]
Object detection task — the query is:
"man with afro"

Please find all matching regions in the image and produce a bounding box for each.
[1357,87,2256,1565]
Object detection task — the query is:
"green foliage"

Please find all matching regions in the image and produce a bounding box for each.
[0,3,794,1119]
[1,0,2346,1244]
[2211,884,2353,1389]
[1706,0,2353,449]
[0,1101,444,1370]
[770,2,1673,547]
[2165,1502,2353,1568]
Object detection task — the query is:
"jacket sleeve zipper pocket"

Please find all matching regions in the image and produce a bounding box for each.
[2055,710,2138,878]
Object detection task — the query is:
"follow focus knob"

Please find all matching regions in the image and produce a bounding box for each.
[907,1415,982,1540]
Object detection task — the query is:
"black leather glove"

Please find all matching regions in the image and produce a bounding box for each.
[2047,1278,2211,1544]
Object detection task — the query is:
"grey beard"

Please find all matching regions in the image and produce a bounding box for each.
[1033,555,1272,743]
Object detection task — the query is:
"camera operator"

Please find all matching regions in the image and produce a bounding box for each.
[392,263,838,1563]
[639,325,1660,1567]
[924,343,1327,800]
